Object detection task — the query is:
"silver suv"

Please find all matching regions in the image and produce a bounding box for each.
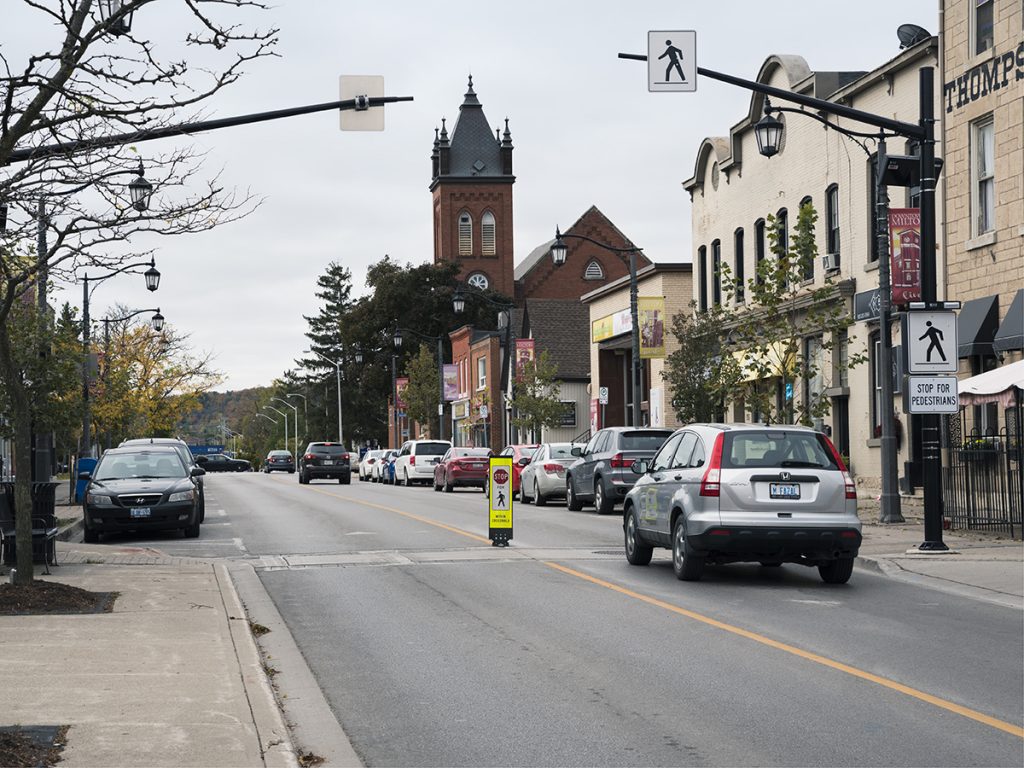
[566,427,673,514]
[623,424,861,584]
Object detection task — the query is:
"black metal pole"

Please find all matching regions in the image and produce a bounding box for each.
[81,276,91,457]
[437,336,445,441]
[629,251,642,427]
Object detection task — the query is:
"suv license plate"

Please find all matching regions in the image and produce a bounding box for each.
[130,507,151,518]
[323,460,334,465]
[769,483,800,499]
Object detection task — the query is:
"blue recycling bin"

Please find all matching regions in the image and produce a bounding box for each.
[75,457,98,503]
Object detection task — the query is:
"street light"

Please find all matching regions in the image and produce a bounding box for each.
[311,350,344,447]
[271,397,299,460]
[263,404,289,456]
[392,326,447,441]
[552,227,644,428]
[97,0,136,36]
[286,392,307,450]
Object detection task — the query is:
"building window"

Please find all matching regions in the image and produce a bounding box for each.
[458,212,473,256]
[906,142,922,208]
[826,184,841,265]
[803,336,824,429]
[974,0,994,56]
[481,212,496,255]
[972,117,995,235]
[870,331,881,436]
[711,240,721,306]
[698,245,708,311]
[584,260,604,280]
[775,208,788,255]
[754,219,766,286]
[477,356,487,390]
[837,330,849,388]
[467,272,489,291]
[734,228,745,303]
[799,197,814,281]
[868,153,881,262]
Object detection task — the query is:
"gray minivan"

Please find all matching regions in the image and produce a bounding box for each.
[565,427,673,514]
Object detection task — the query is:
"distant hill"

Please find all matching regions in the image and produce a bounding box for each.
[177,387,270,445]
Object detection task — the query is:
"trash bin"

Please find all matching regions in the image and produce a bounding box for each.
[75,457,97,503]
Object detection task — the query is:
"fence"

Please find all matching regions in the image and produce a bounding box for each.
[942,409,1022,538]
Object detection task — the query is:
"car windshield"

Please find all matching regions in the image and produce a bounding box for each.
[416,442,450,456]
[310,445,348,456]
[95,453,186,480]
[549,444,575,458]
[619,431,673,451]
[722,431,838,469]
[453,448,490,458]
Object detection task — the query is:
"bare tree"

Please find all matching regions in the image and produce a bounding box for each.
[0,0,278,583]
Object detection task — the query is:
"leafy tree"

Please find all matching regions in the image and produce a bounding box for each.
[510,351,567,441]
[402,344,440,437]
[664,300,743,423]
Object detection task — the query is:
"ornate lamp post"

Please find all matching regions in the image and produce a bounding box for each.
[392,327,446,441]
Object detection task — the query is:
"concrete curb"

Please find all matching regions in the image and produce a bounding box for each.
[229,562,364,767]
[856,554,1023,610]
[215,563,300,768]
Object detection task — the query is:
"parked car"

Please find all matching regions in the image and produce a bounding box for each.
[372,450,398,483]
[298,442,351,484]
[566,427,673,514]
[358,449,387,481]
[393,440,452,487]
[519,443,578,506]
[623,424,861,583]
[119,437,206,522]
[497,444,539,497]
[264,450,295,473]
[194,453,251,472]
[80,446,204,542]
[433,447,492,492]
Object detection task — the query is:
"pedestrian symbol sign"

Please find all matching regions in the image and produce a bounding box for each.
[648,31,697,92]
[905,311,957,374]
[488,457,513,547]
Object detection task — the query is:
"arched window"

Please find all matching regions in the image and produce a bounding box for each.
[458,212,473,256]
[826,184,840,266]
[584,260,604,280]
[734,228,745,303]
[799,196,813,281]
[481,212,496,256]
[711,239,722,306]
[754,219,766,286]
[697,245,708,311]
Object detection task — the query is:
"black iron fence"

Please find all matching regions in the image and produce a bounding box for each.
[942,410,1022,538]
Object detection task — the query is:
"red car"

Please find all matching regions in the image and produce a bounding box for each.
[498,444,540,496]
[433,447,493,492]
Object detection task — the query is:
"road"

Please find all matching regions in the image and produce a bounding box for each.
[106,472,1024,767]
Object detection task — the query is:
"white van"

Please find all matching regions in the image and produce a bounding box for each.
[393,439,452,487]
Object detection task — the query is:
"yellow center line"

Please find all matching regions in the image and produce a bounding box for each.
[544,561,1024,739]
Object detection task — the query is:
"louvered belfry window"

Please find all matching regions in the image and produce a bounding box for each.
[459,212,472,256]
[584,260,604,280]
[481,212,496,255]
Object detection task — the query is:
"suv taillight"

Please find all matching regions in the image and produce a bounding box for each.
[303,453,315,461]
[609,452,629,468]
[699,433,725,497]
[341,453,350,461]
[409,455,415,466]
[822,436,857,499]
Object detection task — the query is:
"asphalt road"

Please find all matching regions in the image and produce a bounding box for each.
[111,472,1024,766]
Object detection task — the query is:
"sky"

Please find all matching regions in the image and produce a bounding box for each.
[34,0,940,391]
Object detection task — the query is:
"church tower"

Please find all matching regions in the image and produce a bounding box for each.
[431,77,515,299]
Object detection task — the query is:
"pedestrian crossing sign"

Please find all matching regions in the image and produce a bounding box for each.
[905,311,958,374]
[648,31,697,92]
[488,457,513,547]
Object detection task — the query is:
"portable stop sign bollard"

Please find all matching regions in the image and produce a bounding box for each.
[488,456,513,547]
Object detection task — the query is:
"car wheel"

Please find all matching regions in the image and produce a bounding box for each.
[533,480,547,507]
[288,469,294,474]
[341,474,351,485]
[818,558,854,584]
[184,519,201,538]
[566,476,583,511]
[199,493,206,523]
[624,508,653,566]
[83,526,100,544]
[672,516,704,581]
[444,477,454,493]
[403,471,411,488]
[594,478,614,515]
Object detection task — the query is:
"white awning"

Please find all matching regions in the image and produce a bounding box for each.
[958,359,1024,407]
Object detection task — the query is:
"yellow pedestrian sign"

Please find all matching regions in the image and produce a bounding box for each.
[488,457,513,547]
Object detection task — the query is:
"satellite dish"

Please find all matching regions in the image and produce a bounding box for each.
[897,24,932,49]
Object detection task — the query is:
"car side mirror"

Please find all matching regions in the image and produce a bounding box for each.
[191,467,206,477]
[571,446,582,457]
[518,457,531,466]
[77,471,91,480]
[630,459,649,475]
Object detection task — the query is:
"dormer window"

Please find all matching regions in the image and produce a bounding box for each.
[482,212,496,256]
[584,260,604,280]
[458,212,473,256]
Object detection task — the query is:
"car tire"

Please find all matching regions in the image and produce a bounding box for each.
[403,471,411,488]
[444,477,453,493]
[341,474,351,485]
[433,476,442,491]
[594,478,614,515]
[533,480,547,506]
[83,526,100,544]
[184,520,201,538]
[672,516,704,581]
[199,493,206,523]
[624,508,653,566]
[566,476,583,511]
[818,558,854,584]
[288,469,294,474]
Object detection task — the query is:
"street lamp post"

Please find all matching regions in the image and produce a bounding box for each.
[263,405,288,456]
[271,397,299,460]
[287,392,307,451]
[392,327,446,441]
[312,350,344,447]
[551,229,643,428]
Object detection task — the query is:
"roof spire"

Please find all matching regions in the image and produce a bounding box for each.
[462,74,481,107]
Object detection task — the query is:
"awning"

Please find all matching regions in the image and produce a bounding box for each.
[958,359,1024,407]
[957,294,1000,358]
[598,333,634,352]
[993,289,1024,353]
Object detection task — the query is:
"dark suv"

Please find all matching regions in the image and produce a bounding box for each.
[299,442,352,484]
[566,427,673,515]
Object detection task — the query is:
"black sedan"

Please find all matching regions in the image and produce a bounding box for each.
[194,453,251,472]
[80,446,204,542]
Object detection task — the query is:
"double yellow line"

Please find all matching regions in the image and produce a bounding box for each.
[299,480,1024,739]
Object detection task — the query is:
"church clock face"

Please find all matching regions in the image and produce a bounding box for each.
[467,272,489,291]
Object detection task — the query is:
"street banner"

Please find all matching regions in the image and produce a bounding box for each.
[516,339,535,374]
[488,456,513,547]
[442,364,458,401]
[638,296,666,358]
[889,208,922,307]
[396,377,409,410]
[592,308,632,342]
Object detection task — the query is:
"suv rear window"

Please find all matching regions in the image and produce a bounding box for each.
[619,431,673,451]
[415,442,450,456]
[309,445,348,456]
[722,431,838,470]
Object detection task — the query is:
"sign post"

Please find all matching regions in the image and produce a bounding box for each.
[488,457,513,547]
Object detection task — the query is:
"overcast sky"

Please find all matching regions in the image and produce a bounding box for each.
[40,0,938,391]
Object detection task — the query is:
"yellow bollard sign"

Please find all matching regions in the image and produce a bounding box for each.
[488,456,513,547]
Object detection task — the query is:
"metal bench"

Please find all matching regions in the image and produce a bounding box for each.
[0,518,59,575]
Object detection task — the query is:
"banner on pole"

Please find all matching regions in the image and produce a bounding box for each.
[889,208,922,307]
[396,377,409,410]
[516,339,535,375]
[442,364,458,401]
[638,297,666,358]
